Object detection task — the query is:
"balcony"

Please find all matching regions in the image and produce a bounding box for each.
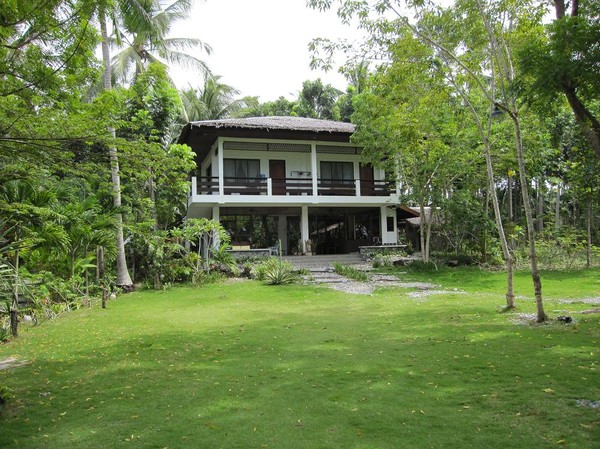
[191,176,394,198]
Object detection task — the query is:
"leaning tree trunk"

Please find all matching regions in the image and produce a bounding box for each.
[483,139,515,309]
[100,11,133,291]
[10,243,20,338]
[511,111,547,322]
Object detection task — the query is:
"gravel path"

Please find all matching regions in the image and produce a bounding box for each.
[303,269,440,295]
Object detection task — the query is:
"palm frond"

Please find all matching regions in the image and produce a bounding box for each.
[162,37,212,55]
[111,45,144,84]
[161,50,210,78]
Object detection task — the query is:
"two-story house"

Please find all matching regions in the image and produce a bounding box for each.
[178,116,416,255]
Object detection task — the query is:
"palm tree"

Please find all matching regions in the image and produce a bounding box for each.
[180,76,243,122]
[99,4,136,290]
[111,0,211,85]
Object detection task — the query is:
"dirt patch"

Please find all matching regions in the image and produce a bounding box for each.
[0,357,29,371]
[580,307,600,314]
[558,297,600,305]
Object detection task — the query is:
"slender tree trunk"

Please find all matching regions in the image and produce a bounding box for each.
[445,62,515,308]
[98,246,108,309]
[483,187,489,263]
[507,172,513,221]
[512,113,546,322]
[555,184,561,233]
[10,244,20,338]
[148,169,159,231]
[425,204,434,263]
[100,10,133,291]
[586,201,592,269]
[419,203,427,262]
[536,179,544,234]
[484,137,515,309]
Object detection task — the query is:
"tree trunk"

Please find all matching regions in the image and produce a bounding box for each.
[561,79,600,159]
[512,113,546,322]
[586,201,592,269]
[507,172,513,221]
[536,178,544,234]
[98,246,107,309]
[483,187,489,263]
[419,203,427,262]
[100,10,133,291]
[554,184,561,233]
[484,135,515,309]
[148,169,159,231]
[10,244,20,338]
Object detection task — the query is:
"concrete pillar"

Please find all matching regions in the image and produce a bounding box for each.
[217,138,224,196]
[311,143,318,196]
[277,215,287,255]
[212,206,220,248]
[380,206,388,244]
[301,205,309,254]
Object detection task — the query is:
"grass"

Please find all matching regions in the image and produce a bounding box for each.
[0,268,599,448]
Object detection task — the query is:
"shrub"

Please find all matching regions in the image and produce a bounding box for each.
[0,384,12,407]
[406,260,438,272]
[263,261,298,285]
[334,263,368,282]
[252,258,299,285]
[372,254,394,268]
[0,325,10,343]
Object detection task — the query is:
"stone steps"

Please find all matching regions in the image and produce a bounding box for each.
[283,253,365,271]
[282,253,365,270]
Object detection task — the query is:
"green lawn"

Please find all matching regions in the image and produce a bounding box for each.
[1,268,599,448]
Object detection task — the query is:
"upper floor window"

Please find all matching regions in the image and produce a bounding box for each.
[320,161,354,184]
[224,159,260,181]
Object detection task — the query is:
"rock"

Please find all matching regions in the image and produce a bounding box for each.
[393,259,407,267]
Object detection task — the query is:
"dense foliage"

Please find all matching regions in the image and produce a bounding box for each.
[1,0,599,337]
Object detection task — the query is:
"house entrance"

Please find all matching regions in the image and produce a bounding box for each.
[219,206,383,255]
[309,208,381,255]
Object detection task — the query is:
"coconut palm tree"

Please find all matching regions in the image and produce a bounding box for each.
[111,0,211,85]
[180,76,243,122]
[98,3,138,290]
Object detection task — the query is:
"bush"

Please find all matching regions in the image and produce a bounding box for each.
[0,384,12,408]
[513,233,600,271]
[0,325,10,343]
[334,263,368,282]
[252,258,299,285]
[372,254,394,268]
[406,260,438,272]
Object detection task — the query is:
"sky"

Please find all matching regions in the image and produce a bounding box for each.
[171,0,361,101]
